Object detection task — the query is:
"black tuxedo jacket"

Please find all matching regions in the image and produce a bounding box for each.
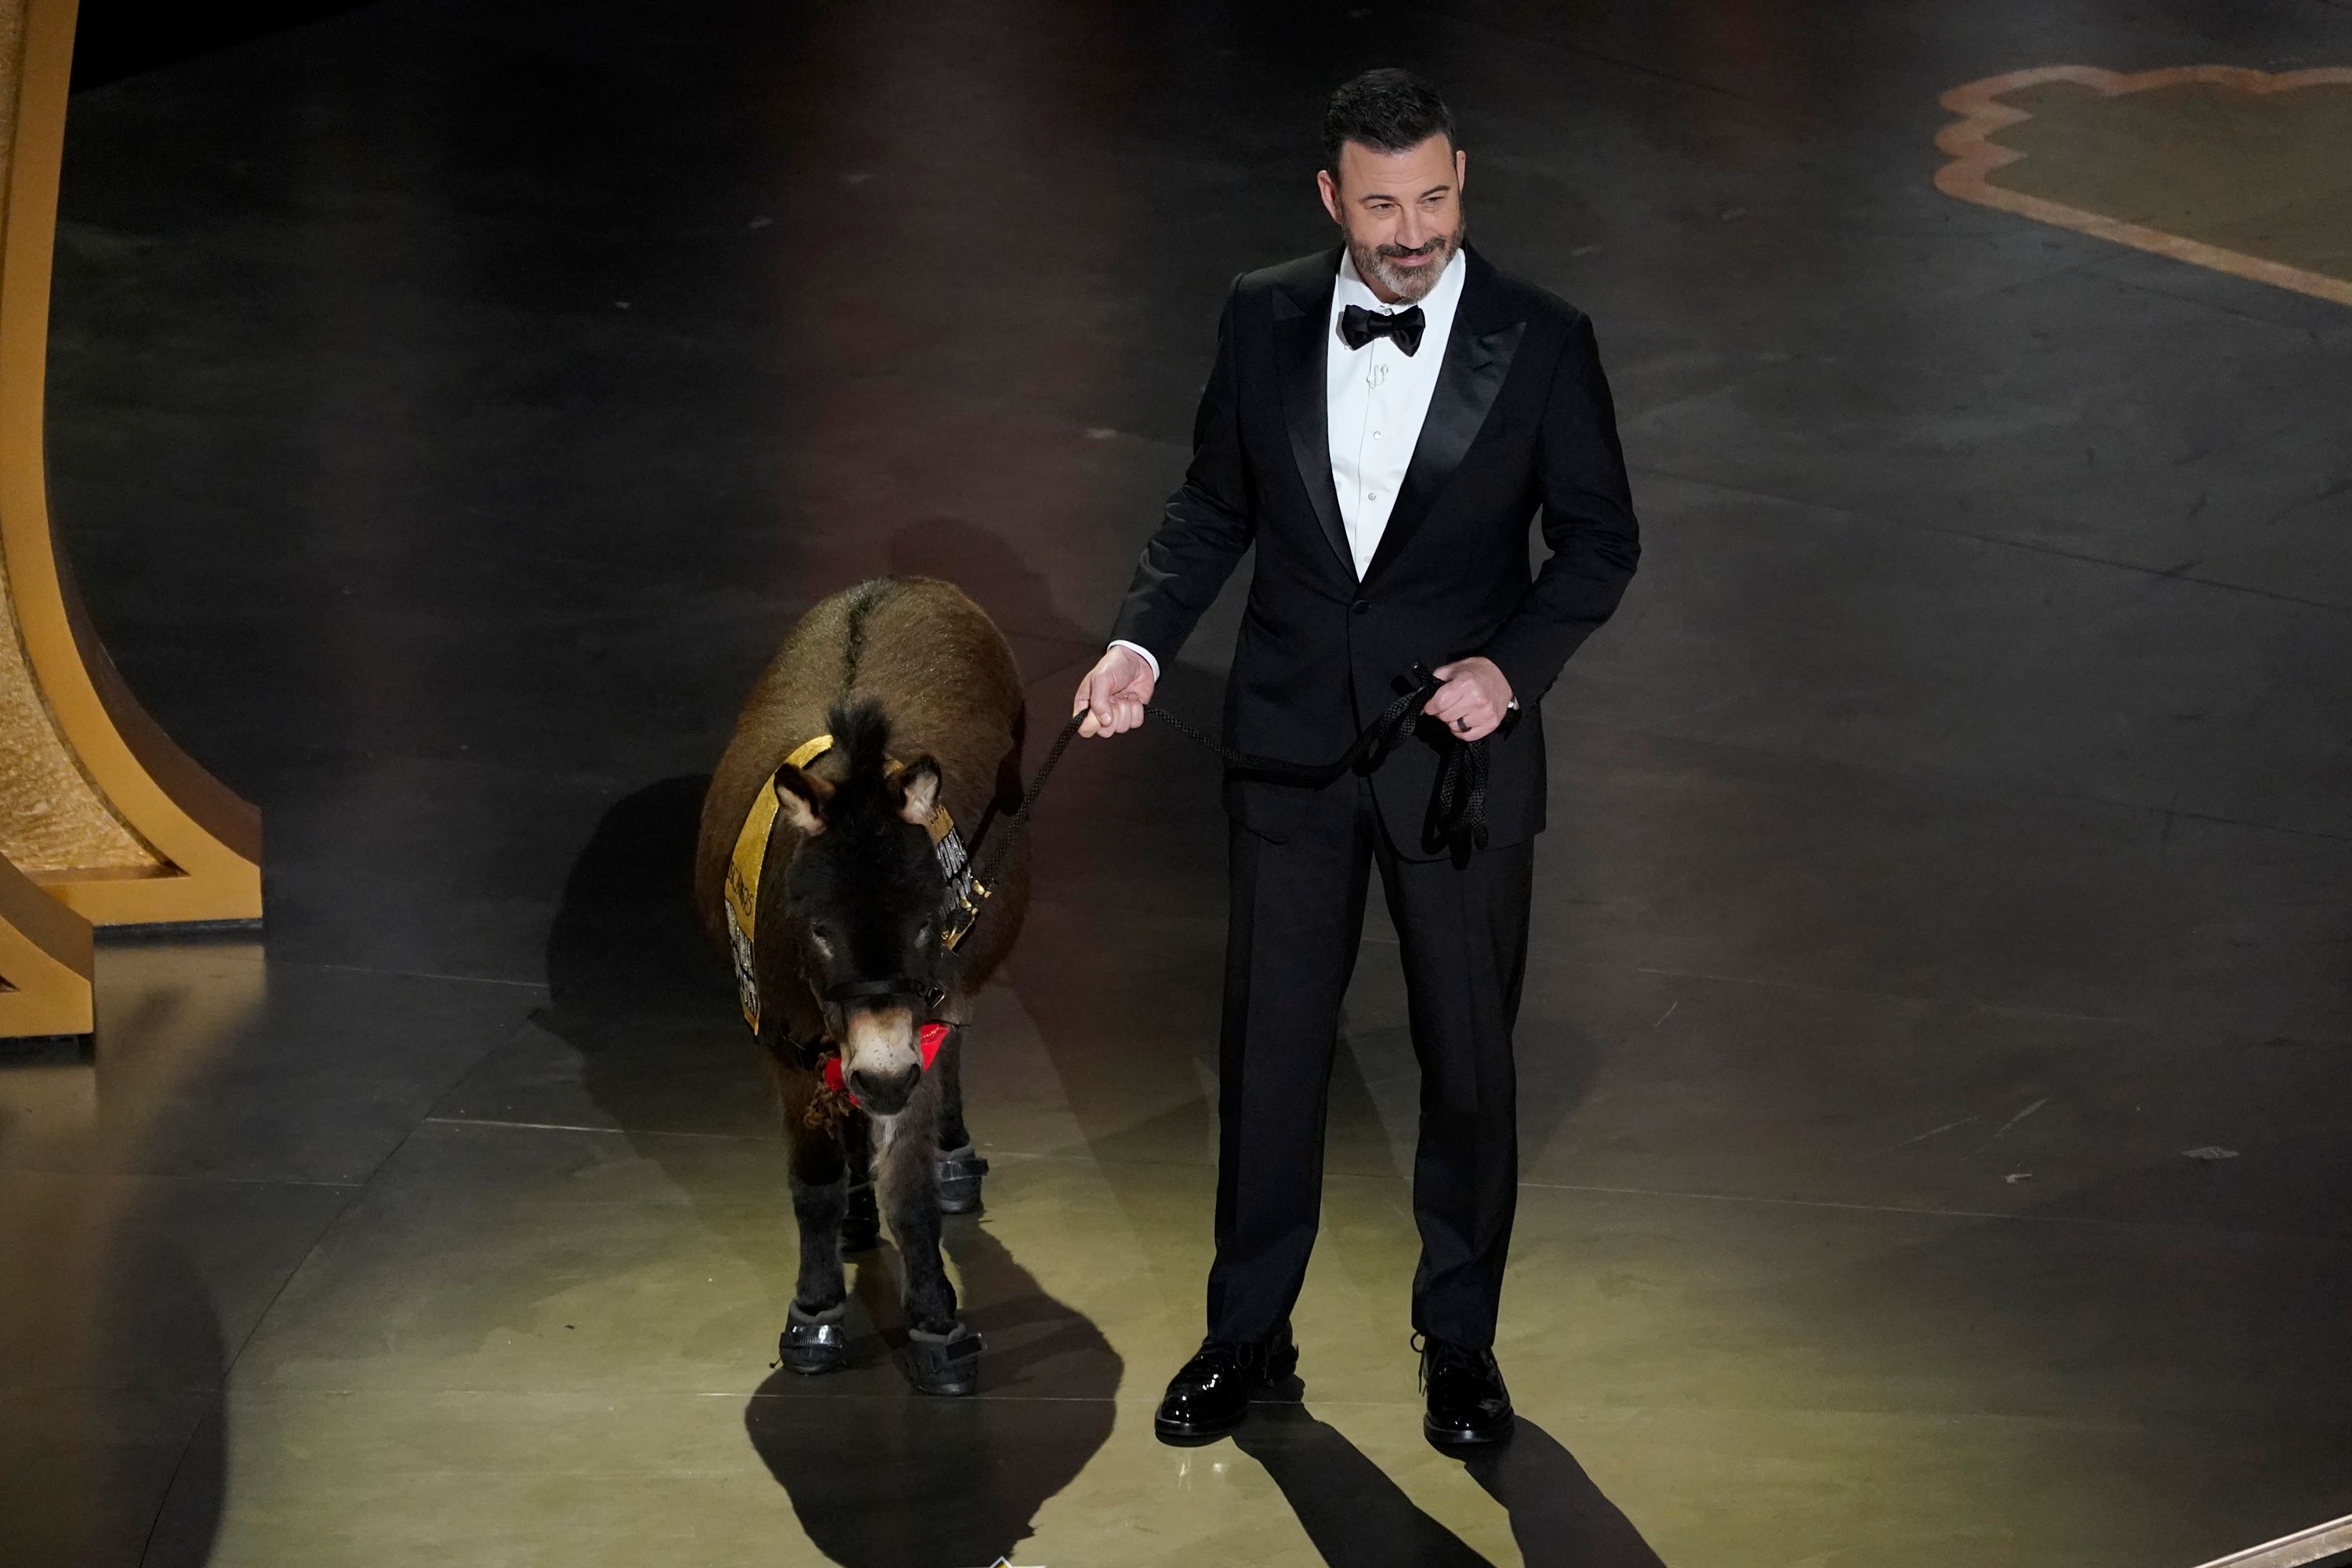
[1109,244,1640,858]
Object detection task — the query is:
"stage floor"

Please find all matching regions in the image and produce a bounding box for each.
[6,1,2351,1563]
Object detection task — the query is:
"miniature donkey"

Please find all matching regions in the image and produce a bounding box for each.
[695,577,1029,1395]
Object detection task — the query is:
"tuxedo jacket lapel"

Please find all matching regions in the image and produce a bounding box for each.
[1363,248,1526,586]
[1272,254,1353,579]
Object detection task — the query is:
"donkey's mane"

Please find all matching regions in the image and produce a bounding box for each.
[825,698,895,790]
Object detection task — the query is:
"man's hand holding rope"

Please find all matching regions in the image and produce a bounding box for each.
[1074,644,1155,738]
[1423,657,1512,742]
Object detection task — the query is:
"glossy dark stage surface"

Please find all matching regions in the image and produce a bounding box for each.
[5,1,2350,1563]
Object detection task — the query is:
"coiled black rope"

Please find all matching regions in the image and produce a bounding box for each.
[968,662,1488,896]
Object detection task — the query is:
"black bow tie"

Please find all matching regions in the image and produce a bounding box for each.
[1339,303,1426,356]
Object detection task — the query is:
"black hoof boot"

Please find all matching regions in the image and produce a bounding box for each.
[934,1145,989,1215]
[903,1322,983,1396]
[838,1181,880,1254]
[778,1301,851,1376]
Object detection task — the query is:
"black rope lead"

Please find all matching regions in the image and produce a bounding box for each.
[968,662,1488,895]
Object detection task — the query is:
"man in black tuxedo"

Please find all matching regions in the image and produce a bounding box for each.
[1073,68,1639,1448]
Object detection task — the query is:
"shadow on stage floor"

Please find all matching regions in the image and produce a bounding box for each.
[1236,1403,1665,1568]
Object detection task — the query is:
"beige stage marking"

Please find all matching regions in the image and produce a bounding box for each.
[1936,65,2352,309]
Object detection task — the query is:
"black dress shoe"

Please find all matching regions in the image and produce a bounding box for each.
[1419,1335,1513,1447]
[1153,1332,1300,1442]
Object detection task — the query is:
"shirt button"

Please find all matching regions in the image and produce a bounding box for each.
[1372,430,1383,440]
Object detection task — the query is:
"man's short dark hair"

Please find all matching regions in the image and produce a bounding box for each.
[1322,68,1457,173]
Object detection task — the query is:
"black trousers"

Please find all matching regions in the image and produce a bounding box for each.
[1206,771,1534,1348]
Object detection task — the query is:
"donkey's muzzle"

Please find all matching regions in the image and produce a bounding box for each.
[848,1062,921,1115]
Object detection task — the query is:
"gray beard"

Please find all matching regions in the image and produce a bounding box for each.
[1349,221,1465,303]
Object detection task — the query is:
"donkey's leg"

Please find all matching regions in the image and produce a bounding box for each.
[840,1110,881,1251]
[931,1024,990,1215]
[778,1074,854,1375]
[934,1022,971,1154]
[879,1082,952,1331]
[786,1119,849,1314]
[879,1077,982,1395]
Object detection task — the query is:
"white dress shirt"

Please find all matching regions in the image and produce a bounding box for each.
[1111,247,1465,682]
[1327,243,1465,579]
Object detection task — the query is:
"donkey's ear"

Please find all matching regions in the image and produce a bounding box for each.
[895,757,942,827]
[774,764,832,837]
